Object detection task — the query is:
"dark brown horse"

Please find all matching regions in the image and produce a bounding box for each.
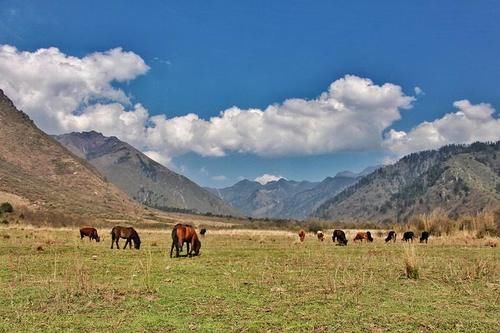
[298,229,306,242]
[170,224,201,257]
[110,226,141,249]
[80,227,100,242]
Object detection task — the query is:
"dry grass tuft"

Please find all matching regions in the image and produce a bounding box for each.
[403,244,419,279]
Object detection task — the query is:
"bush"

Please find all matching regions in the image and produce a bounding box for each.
[0,202,13,213]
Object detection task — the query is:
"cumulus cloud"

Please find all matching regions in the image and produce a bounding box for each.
[383,100,500,158]
[0,44,418,162]
[0,45,149,136]
[255,174,285,185]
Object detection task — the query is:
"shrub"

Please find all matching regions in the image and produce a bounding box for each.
[0,202,13,213]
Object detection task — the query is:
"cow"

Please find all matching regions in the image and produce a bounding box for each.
[402,231,414,242]
[385,230,397,243]
[332,229,348,246]
[420,231,430,243]
[80,227,100,242]
[353,231,374,242]
[317,231,325,241]
[298,229,306,242]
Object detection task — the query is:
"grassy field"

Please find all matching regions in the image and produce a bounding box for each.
[0,226,498,332]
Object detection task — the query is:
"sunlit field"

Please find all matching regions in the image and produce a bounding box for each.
[0,226,498,332]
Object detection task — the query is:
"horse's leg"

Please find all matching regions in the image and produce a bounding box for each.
[124,238,129,249]
[170,241,175,258]
[186,241,190,256]
[116,238,120,249]
[110,235,114,249]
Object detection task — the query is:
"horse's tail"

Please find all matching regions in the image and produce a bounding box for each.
[170,226,178,258]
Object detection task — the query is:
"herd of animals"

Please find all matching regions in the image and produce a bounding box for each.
[309,229,430,245]
[80,224,430,258]
[79,224,207,257]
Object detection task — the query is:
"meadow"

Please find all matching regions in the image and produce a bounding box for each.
[0,226,498,333]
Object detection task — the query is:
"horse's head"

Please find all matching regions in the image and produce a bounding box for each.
[192,239,201,256]
[96,235,101,242]
[133,234,141,249]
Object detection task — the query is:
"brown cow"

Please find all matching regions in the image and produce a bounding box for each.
[353,231,374,242]
[80,227,100,242]
[317,231,324,241]
[298,229,306,242]
[170,224,201,258]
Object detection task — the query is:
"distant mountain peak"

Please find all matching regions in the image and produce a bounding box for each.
[55,131,238,216]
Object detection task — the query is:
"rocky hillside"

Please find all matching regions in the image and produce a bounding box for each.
[55,132,238,216]
[0,89,141,218]
[314,142,500,223]
[208,167,378,219]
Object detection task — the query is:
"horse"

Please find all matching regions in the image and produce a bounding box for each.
[80,227,100,242]
[200,228,207,236]
[332,229,348,246]
[298,229,306,242]
[110,226,141,249]
[353,231,374,242]
[385,230,397,243]
[420,231,430,243]
[317,230,325,241]
[170,224,201,258]
[402,231,415,242]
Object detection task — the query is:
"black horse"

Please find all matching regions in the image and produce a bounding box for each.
[332,229,348,246]
[385,231,397,243]
[402,231,415,242]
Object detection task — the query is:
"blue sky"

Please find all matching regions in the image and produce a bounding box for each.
[1,0,500,187]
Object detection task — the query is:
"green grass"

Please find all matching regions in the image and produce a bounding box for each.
[0,227,499,332]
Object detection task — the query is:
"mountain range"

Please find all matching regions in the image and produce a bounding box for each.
[208,166,378,219]
[313,142,500,222]
[54,131,237,216]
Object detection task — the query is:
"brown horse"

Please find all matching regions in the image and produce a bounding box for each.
[80,227,100,242]
[353,231,374,242]
[298,229,306,242]
[110,226,141,249]
[170,224,201,257]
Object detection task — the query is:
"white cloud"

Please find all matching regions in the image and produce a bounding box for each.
[414,86,424,95]
[143,151,171,166]
[255,174,285,185]
[211,175,227,181]
[0,45,417,161]
[383,100,500,158]
[0,45,149,135]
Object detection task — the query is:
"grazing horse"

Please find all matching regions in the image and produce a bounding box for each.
[200,228,207,236]
[385,230,397,243]
[353,231,374,242]
[170,224,201,258]
[80,227,100,242]
[402,231,414,242]
[298,229,306,242]
[332,229,348,246]
[317,231,325,241]
[420,231,430,243]
[110,226,141,249]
